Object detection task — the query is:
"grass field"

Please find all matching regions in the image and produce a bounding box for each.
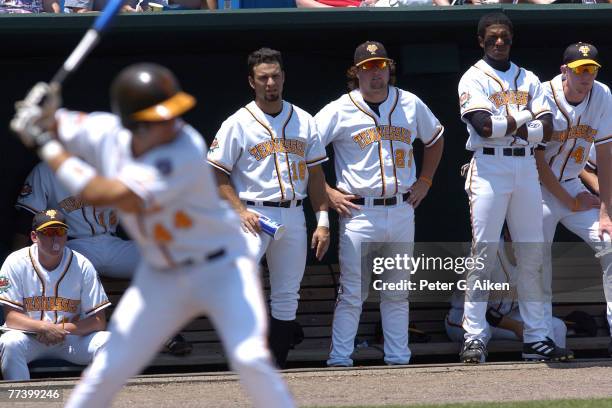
[312,399,612,408]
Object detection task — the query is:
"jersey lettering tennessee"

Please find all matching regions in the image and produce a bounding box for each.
[543,75,612,181]
[23,296,80,313]
[353,125,411,149]
[249,138,307,161]
[489,90,529,109]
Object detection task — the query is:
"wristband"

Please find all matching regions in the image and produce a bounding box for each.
[513,110,534,129]
[38,139,65,162]
[526,120,544,143]
[315,211,329,228]
[418,176,433,187]
[571,197,580,212]
[55,156,97,196]
[489,115,508,139]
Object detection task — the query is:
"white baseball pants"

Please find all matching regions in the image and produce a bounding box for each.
[464,150,547,344]
[328,201,413,367]
[244,205,307,321]
[541,178,612,337]
[65,254,294,408]
[67,234,139,279]
[0,330,110,381]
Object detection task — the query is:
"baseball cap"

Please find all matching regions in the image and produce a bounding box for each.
[563,43,601,69]
[354,41,392,67]
[32,209,68,232]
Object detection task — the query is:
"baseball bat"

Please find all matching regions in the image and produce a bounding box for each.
[51,0,125,85]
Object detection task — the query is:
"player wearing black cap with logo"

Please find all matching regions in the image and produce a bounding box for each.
[537,42,612,357]
[315,40,444,367]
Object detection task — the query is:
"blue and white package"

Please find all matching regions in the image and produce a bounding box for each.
[259,215,286,240]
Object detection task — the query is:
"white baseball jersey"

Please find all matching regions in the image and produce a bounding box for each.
[586,145,597,171]
[55,110,243,270]
[458,59,552,150]
[0,245,110,323]
[315,86,444,198]
[16,162,118,239]
[207,101,327,201]
[543,75,612,181]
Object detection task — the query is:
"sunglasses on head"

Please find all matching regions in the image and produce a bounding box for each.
[37,227,68,237]
[359,60,388,71]
[570,65,599,75]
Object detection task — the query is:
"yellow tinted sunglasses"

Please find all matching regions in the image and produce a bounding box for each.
[571,65,599,75]
[359,60,388,71]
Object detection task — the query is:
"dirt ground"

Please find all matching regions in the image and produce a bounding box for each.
[2,360,612,407]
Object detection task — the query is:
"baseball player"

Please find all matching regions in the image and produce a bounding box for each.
[315,41,445,367]
[537,44,612,358]
[0,209,110,381]
[14,162,193,356]
[207,48,330,369]
[15,162,137,279]
[446,226,567,347]
[458,13,573,363]
[11,63,294,408]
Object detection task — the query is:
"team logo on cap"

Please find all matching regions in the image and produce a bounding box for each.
[579,45,591,56]
[367,44,378,55]
[46,209,59,219]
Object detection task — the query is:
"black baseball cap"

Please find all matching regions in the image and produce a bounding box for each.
[354,41,392,67]
[563,43,601,69]
[32,209,68,231]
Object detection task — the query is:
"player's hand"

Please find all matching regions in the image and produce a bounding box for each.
[327,188,360,217]
[311,226,330,261]
[37,321,68,345]
[407,179,430,209]
[11,82,61,149]
[239,209,261,235]
[599,211,612,243]
[573,192,600,212]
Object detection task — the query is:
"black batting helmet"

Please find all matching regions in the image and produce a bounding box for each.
[110,63,196,128]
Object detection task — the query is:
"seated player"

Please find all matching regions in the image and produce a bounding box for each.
[0,210,111,381]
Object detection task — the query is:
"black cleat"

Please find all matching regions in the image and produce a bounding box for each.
[163,334,193,356]
[460,339,487,364]
[522,338,574,361]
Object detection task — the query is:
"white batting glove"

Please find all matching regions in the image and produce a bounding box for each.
[10,82,62,148]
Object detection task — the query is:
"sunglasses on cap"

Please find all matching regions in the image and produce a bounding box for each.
[359,60,388,71]
[570,65,599,75]
[37,227,68,237]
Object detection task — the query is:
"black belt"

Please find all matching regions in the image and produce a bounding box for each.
[482,147,534,157]
[180,248,226,267]
[245,200,302,208]
[351,192,411,206]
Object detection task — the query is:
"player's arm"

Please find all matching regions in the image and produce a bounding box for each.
[44,152,144,213]
[61,310,106,336]
[580,166,600,196]
[535,149,598,212]
[408,137,444,209]
[3,306,68,345]
[596,142,612,240]
[307,164,330,261]
[296,0,334,7]
[212,168,261,234]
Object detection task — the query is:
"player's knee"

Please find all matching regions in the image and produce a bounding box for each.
[228,337,272,372]
[0,331,28,358]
